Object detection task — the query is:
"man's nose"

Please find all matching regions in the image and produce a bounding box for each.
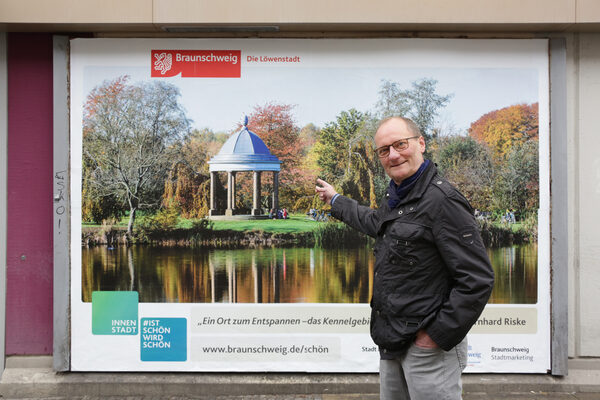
[388,145,403,159]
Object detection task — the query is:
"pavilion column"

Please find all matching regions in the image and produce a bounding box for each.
[209,171,217,216]
[272,171,279,213]
[225,171,234,216]
[231,172,237,212]
[252,171,261,216]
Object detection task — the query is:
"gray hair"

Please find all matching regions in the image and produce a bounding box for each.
[377,116,422,137]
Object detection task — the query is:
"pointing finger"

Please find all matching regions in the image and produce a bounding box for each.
[316,178,329,188]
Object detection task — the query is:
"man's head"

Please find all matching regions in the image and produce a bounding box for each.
[374,117,426,185]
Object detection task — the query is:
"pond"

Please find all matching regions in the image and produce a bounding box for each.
[81,244,537,304]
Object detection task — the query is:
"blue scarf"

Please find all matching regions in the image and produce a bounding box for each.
[387,159,430,209]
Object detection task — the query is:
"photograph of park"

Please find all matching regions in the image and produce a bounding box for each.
[79,46,542,306]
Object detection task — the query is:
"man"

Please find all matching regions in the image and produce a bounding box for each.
[315,117,494,400]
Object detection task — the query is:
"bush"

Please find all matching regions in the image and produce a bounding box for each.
[133,215,213,245]
[135,206,199,244]
[518,211,538,242]
[478,219,510,247]
[313,221,372,248]
[477,217,535,247]
[136,206,180,232]
[187,218,214,242]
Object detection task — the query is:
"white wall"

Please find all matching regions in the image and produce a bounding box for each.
[568,32,600,357]
[566,31,578,359]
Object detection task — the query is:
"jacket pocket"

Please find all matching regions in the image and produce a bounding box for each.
[370,311,426,351]
[389,222,426,242]
[370,292,443,351]
[388,222,427,263]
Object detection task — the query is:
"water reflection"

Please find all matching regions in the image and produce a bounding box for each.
[82,244,537,304]
[82,246,374,303]
[487,244,538,304]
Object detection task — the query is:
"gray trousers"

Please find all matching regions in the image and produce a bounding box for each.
[379,338,468,400]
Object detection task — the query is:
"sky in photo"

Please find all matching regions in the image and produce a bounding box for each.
[83,65,538,135]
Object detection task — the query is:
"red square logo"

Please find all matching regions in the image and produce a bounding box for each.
[151,50,241,78]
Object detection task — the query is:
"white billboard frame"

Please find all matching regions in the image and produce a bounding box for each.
[52,36,568,374]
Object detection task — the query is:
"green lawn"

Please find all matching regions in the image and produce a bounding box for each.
[83,212,331,233]
[82,215,129,227]
[489,221,525,232]
[199,213,324,233]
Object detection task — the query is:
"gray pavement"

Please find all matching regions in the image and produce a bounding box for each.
[2,357,600,399]
[2,395,600,400]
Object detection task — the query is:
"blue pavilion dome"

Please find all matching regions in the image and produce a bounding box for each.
[208,117,281,172]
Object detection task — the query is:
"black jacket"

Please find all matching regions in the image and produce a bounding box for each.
[330,162,494,356]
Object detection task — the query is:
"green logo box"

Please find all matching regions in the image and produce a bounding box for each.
[92,291,139,335]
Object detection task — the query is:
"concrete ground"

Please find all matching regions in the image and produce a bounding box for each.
[3,395,600,400]
[2,357,600,399]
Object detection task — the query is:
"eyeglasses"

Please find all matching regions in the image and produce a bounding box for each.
[374,136,420,158]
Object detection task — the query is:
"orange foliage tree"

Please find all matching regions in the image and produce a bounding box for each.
[466,102,539,212]
[468,103,538,161]
[246,103,314,211]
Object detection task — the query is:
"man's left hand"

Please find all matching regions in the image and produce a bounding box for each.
[414,330,439,349]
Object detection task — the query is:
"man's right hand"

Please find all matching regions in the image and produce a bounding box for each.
[315,179,337,205]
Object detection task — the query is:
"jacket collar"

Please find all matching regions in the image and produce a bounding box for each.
[386,160,437,208]
[377,161,437,233]
[402,160,437,203]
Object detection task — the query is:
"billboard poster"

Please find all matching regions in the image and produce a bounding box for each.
[70,38,550,372]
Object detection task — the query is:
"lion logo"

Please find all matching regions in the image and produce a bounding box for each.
[154,53,173,75]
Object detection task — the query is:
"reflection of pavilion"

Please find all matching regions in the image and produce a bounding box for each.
[208,117,281,219]
[208,249,295,303]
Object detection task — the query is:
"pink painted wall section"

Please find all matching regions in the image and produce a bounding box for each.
[6,33,54,354]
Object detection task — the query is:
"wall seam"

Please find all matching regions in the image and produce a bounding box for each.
[550,36,569,375]
[573,31,581,358]
[52,35,71,372]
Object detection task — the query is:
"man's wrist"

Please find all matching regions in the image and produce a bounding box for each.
[331,193,340,205]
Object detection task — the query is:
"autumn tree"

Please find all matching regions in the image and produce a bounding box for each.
[83,76,191,236]
[431,136,494,211]
[376,79,411,119]
[315,109,366,182]
[313,109,383,207]
[247,103,301,169]
[162,129,229,218]
[298,123,319,155]
[82,156,125,224]
[349,115,387,207]
[376,78,453,140]
[82,76,130,224]
[465,102,540,213]
[494,140,539,212]
[245,103,309,210]
[469,103,538,161]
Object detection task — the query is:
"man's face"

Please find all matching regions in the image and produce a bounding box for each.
[375,118,426,185]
